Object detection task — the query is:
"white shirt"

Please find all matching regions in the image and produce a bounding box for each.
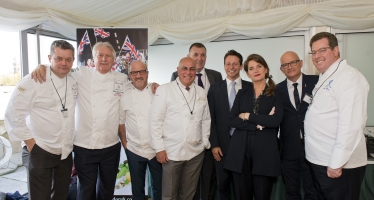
[73,66,129,149]
[286,75,302,109]
[226,77,242,101]
[119,84,155,160]
[305,59,369,169]
[195,68,211,94]
[5,67,77,159]
[150,78,211,161]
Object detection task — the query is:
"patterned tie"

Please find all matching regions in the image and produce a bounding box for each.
[293,83,300,110]
[229,82,236,135]
[196,73,204,89]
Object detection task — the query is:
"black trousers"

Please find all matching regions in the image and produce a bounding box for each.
[74,142,121,200]
[281,141,317,200]
[193,149,217,200]
[28,144,73,200]
[125,148,162,200]
[309,162,366,200]
[232,134,274,200]
[215,154,234,200]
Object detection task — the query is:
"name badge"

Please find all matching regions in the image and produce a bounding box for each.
[303,93,312,104]
[61,109,68,117]
[113,80,124,96]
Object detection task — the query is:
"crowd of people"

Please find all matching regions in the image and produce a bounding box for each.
[4,31,369,200]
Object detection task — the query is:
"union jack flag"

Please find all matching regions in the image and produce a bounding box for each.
[78,30,90,55]
[121,36,140,59]
[93,28,110,38]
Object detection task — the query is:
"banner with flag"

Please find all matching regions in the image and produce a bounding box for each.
[94,28,110,38]
[121,35,140,59]
[78,30,91,55]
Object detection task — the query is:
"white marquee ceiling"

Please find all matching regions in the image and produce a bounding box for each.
[0,0,374,44]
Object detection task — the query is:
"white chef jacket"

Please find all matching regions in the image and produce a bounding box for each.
[72,65,130,149]
[5,67,77,159]
[119,84,155,160]
[150,78,211,161]
[305,59,369,169]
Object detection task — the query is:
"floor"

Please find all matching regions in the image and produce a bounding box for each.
[0,152,28,195]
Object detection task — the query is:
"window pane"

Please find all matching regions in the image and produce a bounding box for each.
[0,31,21,120]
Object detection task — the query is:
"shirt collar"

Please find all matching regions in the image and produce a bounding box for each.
[197,68,206,76]
[226,77,242,88]
[287,74,303,89]
[320,58,343,79]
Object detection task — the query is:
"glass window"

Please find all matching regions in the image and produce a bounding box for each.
[0,31,21,120]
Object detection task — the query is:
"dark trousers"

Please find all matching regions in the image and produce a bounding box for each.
[74,142,121,200]
[232,134,274,200]
[309,162,366,200]
[215,154,234,200]
[281,142,317,200]
[22,146,31,199]
[125,148,162,200]
[28,144,73,200]
[193,149,217,200]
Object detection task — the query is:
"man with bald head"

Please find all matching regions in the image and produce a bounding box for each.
[277,51,318,200]
[119,61,162,200]
[151,57,211,200]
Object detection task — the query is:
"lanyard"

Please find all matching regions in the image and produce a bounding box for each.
[311,60,342,104]
[50,69,68,112]
[176,81,196,115]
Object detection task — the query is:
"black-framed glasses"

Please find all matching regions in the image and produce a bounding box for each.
[308,47,333,56]
[129,70,148,76]
[280,60,300,68]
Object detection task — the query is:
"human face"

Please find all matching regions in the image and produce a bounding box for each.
[48,47,74,78]
[310,38,339,74]
[246,60,268,83]
[129,62,148,90]
[224,55,242,81]
[94,46,114,74]
[188,46,206,72]
[177,57,196,86]
[280,52,302,82]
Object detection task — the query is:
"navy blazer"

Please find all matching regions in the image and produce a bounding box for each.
[207,79,252,154]
[170,68,223,84]
[224,87,283,177]
[277,74,318,160]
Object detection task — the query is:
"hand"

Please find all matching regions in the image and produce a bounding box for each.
[151,83,160,94]
[24,138,36,152]
[239,113,250,120]
[327,166,343,178]
[269,107,275,115]
[256,125,264,130]
[212,147,223,161]
[156,150,168,164]
[31,64,47,83]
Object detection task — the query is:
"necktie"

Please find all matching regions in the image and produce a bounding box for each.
[229,82,236,135]
[293,83,300,110]
[186,86,190,91]
[196,73,204,89]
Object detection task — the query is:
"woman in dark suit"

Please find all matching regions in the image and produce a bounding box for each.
[224,54,283,200]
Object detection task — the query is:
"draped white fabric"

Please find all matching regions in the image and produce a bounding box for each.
[0,0,373,44]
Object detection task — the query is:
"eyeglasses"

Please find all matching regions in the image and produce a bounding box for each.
[280,60,300,68]
[308,47,332,56]
[130,70,147,76]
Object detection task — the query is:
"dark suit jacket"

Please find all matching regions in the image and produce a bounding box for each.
[207,80,252,155]
[277,74,318,160]
[224,87,283,177]
[170,68,223,84]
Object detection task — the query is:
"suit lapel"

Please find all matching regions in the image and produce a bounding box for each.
[299,74,310,113]
[280,79,295,111]
[206,69,215,84]
[220,81,230,112]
